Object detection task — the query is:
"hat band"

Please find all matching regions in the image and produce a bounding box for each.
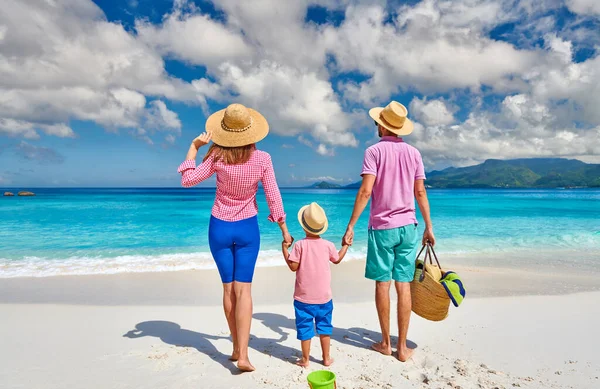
[380,113,405,129]
[221,117,253,133]
[301,211,324,233]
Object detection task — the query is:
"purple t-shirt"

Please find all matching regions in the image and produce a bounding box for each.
[361,136,426,230]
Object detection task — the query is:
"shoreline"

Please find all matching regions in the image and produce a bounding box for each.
[1,259,599,306]
[2,247,599,279]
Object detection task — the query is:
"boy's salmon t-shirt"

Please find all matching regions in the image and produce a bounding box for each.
[288,237,339,305]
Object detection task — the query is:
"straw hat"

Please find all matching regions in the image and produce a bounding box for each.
[369,101,414,136]
[206,103,269,147]
[297,202,328,235]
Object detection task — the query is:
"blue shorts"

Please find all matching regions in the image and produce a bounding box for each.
[294,299,333,341]
[208,215,260,283]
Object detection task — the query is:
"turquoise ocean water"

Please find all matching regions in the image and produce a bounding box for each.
[0,188,599,277]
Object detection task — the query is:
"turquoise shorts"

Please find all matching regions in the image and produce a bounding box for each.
[365,224,419,282]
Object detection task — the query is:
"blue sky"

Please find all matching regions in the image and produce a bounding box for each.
[1,0,599,187]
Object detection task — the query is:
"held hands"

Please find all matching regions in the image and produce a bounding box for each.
[282,240,292,249]
[282,231,294,245]
[192,132,212,149]
[342,225,354,246]
[423,227,436,246]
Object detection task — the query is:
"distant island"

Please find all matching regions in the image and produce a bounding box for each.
[305,158,600,189]
[305,181,343,189]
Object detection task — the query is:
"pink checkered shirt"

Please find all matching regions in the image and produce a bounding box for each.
[178,149,286,223]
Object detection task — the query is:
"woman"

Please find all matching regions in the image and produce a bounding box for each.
[178,103,292,372]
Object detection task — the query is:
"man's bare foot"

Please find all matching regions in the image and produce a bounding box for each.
[396,347,415,362]
[237,359,255,372]
[371,342,392,356]
[323,356,335,367]
[296,358,310,368]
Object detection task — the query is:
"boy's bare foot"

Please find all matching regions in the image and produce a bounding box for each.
[237,359,255,372]
[323,356,335,367]
[296,358,310,368]
[371,342,392,356]
[396,347,415,362]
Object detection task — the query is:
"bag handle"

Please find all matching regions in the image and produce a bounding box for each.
[416,242,442,282]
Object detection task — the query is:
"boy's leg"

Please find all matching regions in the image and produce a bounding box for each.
[294,300,316,368]
[315,300,334,365]
[319,335,333,366]
[298,339,311,367]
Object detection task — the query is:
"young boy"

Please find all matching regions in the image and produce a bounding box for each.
[281,202,350,368]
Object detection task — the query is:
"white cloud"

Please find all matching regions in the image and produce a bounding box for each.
[216,61,358,148]
[0,0,196,144]
[135,5,252,68]
[1,0,599,165]
[331,1,540,103]
[165,134,176,145]
[0,119,75,140]
[316,144,335,156]
[566,0,600,15]
[409,98,455,127]
[14,141,65,164]
[304,176,346,183]
[144,101,182,132]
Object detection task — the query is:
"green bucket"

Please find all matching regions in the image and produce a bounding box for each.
[307,370,336,389]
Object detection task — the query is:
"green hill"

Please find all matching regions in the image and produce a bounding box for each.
[427,158,600,188]
[306,181,342,189]
[341,158,599,189]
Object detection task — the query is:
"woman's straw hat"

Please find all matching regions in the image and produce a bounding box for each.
[297,202,328,236]
[369,101,414,136]
[206,103,269,147]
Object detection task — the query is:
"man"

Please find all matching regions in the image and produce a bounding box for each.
[343,101,435,362]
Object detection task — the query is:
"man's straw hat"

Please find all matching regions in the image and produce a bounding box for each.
[369,101,414,136]
[206,103,269,147]
[297,202,328,236]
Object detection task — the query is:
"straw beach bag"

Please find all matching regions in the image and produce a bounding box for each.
[411,244,450,321]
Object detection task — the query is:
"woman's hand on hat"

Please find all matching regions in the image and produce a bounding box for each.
[192,131,212,149]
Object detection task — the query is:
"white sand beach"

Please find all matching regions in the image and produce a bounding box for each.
[1,260,599,389]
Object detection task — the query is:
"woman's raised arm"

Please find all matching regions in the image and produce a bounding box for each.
[178,132,214,187]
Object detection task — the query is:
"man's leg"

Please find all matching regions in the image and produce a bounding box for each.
[372,280,392,355]
[392,224,419,362]
[395,281,414,362]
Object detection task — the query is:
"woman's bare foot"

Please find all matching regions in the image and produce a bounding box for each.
[323,356,335,367]
[396,346,415,362]
[371,342,392,356]
[229,350,239,362]
[237,359,255,372]
[296,357,310,368]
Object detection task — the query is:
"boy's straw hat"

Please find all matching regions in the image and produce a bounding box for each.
[298,202,328,235]
[369,101,414,136]
[206,103,269,147]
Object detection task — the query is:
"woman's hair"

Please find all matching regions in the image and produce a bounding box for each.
[203,143,256,165]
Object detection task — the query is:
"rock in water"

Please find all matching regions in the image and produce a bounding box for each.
[3,192,14,196]
[17,191,35,196]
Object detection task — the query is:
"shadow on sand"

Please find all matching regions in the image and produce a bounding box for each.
[123,321,240,375]
[253,312,418,357]
[124,314,417,373]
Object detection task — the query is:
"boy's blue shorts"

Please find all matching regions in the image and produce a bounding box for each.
[294,299,333,341]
